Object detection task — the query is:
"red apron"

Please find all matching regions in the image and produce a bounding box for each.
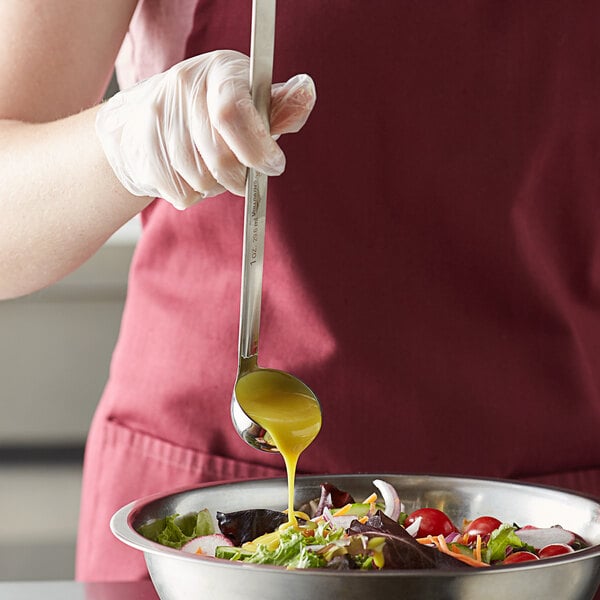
[77,0,600,580]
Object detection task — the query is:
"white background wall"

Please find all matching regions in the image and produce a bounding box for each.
[0,226,138,580]
[0,233,137,445]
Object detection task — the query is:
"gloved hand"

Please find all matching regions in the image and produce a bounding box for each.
[95,50,316,210]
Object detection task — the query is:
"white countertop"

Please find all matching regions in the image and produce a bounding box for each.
[0,581,158,599]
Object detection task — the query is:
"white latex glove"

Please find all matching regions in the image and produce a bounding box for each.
[96,50,316,210]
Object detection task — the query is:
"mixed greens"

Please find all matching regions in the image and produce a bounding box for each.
[137,479,590,570]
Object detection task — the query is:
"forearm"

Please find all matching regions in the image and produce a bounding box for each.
[0,107,152,300]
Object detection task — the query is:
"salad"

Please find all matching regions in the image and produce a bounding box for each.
[138,479,590,570]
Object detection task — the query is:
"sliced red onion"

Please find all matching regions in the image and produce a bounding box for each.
[181,534,233,556]
[405,515,422,537]
[315,492,333,517]
[445,531,461,543]
[372,479,404,521]
[322,506,335,525]
[515,526,575,550]
[321,506,360,531]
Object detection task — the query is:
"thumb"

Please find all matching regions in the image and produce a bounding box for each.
[270,74,317,136]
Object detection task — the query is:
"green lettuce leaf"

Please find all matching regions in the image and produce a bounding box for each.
[246,523,333,568]
[194,509,214,537]
[485,524,525,563]
[246,529,318,568]
[137,509,214,549]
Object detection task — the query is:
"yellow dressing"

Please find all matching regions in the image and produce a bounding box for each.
[234,368,321,526]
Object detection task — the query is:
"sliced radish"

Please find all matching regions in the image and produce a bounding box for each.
[181,534,233,556]
[515,526,575,550]
[372,479,404,521]
[331,515,361,530]
[539,543,575,559]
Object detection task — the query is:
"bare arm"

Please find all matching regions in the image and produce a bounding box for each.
[0,1,317,300]
[0,0,151,300]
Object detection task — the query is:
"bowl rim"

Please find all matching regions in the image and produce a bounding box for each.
[110,472,600,577]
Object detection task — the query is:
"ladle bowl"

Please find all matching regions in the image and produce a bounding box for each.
[231,364,321,452]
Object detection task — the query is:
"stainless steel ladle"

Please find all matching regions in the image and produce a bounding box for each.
[231,0,320,453]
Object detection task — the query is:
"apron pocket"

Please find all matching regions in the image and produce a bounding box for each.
[76,415,284,581]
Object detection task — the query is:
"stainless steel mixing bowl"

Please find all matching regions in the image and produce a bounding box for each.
[111,474,600,600]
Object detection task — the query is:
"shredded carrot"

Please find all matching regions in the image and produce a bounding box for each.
[448,552,489,568]
[417,535,437,546]
[474,534,482,563]
[436,534,450,554]
[358,516,369,524]
[362,493,377,504]
[417,535,489,568]
[332,503,353,517]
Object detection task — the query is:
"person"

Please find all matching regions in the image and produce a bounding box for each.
[1,0,599,583]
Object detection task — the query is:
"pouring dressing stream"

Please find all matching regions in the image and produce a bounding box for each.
[230,0,322,526]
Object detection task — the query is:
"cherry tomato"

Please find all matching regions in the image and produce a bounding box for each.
[463,516,503,543]
[539,543,574,559]
[503,551,539,564]
[404,508,457,538]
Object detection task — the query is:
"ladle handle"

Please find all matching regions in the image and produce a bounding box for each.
[238,0,276,370]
